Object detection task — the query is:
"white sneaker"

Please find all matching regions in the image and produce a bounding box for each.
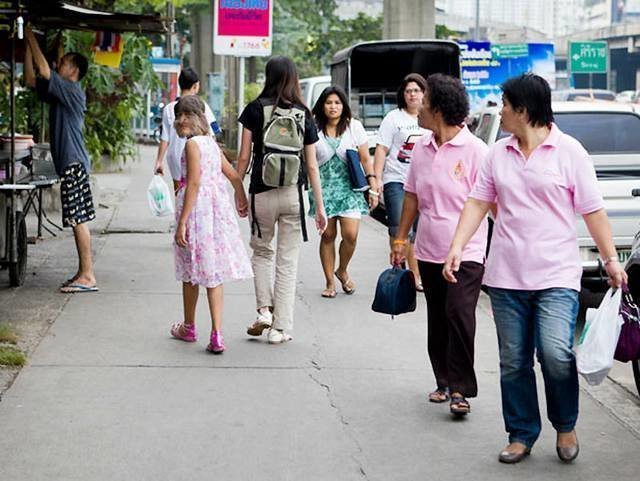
[246,310,272,336]
[267,328,292,344]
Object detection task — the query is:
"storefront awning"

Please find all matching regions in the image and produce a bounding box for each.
[1,0,168,33]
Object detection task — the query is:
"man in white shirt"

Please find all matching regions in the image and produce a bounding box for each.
[154,67,220,191]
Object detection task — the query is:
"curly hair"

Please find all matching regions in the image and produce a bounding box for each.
[426,74,469,126]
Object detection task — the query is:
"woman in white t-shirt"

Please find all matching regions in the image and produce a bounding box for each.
[374,73,428,290]
[309,86,379,298]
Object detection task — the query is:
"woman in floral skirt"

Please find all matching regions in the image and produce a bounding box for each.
[309,86,379,297]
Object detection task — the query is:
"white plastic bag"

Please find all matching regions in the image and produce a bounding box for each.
[147,175,174,217]
[576,288,624,385]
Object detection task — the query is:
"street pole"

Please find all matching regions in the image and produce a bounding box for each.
[237,56,245,152]
[166,1,174,57]
[475,0,480,40]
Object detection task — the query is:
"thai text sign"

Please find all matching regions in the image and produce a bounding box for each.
[569,41,607,74]
[460,42,556,112]
[213,0,272,57]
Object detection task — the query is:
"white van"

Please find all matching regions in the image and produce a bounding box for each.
[299,75,331,110]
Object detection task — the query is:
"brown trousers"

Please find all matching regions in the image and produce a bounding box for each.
[418,261,484,398]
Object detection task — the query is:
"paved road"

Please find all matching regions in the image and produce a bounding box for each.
[0,146,639,480]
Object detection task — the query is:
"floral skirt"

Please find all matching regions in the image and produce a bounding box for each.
[308,156,368,218]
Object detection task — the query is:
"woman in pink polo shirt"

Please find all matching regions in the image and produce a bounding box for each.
[391,74,489,417]
[443,74,627,464]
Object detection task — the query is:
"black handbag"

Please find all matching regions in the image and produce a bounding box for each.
[371,266,417,318]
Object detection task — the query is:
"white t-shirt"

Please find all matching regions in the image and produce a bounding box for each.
[316,118,368,166]
[376,108,429,185]
[161,99,217,180]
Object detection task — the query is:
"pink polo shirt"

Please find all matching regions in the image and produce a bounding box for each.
[470,123,605,291]
[404,125,489,264]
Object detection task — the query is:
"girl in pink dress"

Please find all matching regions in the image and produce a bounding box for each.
[170,96,253,353]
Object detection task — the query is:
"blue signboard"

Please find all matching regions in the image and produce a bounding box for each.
[460,42,556,112]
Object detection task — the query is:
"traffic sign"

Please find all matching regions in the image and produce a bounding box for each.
[569,41,607,74]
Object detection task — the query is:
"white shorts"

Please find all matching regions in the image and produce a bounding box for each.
[328,210,362,220]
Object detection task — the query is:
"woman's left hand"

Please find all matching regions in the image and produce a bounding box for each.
[175,221,188,248]
[605,260,628,288]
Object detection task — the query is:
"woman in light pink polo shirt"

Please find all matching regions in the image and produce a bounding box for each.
[443,74,627,464]
[391,74,489,417]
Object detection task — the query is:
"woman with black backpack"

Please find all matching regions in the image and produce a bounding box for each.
[236,56,328,344]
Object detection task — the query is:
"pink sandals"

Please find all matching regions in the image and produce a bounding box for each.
[206,331,225,354]
[170,322,225,354]
[170,322,197,342]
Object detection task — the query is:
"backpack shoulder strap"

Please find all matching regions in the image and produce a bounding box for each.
[258,98,275,129]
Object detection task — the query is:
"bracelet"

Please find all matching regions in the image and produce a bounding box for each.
[602,256,619,266]
[392,238,408,246]
[368,189,379,197]
[366,174,377,179]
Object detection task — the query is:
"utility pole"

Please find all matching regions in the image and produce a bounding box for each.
[166,1,175,57]
[475,0,480,41]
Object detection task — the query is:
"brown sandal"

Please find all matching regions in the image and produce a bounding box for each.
[335,271,355,295]
[428,388,450,403]
[450,394,471,416]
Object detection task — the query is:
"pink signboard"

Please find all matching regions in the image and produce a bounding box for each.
[213,0,273,57]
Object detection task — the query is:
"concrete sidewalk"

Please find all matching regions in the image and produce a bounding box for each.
[0,146,639,481]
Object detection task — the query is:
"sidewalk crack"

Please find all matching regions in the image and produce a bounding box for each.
[307,368,369,480]
[299,278,369,479]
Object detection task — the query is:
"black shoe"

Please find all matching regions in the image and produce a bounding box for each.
[498,447,531,464]
[557,443,579,463]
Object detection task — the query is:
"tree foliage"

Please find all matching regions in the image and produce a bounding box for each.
[79,0,383,77]
[436,24,460,39]
[272,0,383,78]
[77,0,205,11]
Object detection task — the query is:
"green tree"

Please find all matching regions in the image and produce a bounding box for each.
[272,1,383,77]
[436,24,460,39]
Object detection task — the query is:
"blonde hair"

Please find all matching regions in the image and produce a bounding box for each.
[174,95,209,136]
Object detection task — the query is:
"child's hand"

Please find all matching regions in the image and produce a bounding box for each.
[175,222,188,247]
[235,191,249,218]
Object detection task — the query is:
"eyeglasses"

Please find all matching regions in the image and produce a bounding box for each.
[404,88,422,95]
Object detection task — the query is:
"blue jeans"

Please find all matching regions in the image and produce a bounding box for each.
[488,287,580,448]
[383,182,416,240]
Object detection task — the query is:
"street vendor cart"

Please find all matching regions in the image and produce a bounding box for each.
[0,0,167,286]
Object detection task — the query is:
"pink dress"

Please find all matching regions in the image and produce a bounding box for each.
[174,135,253,287]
